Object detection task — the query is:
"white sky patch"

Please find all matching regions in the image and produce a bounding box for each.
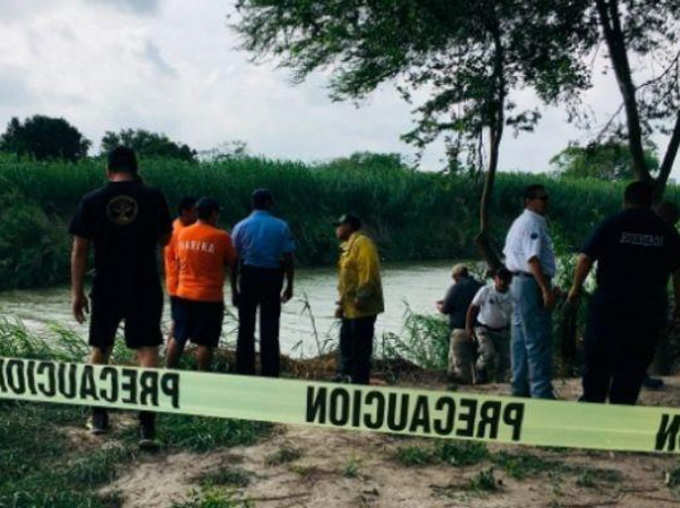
[0,0,677,179]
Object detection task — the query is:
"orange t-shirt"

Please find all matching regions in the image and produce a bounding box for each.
[176,222,236,302]
[164,218,185,296]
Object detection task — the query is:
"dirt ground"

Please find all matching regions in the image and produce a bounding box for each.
[90,375,680,508]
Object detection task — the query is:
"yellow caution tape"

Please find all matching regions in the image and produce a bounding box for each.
[0,356,679,453]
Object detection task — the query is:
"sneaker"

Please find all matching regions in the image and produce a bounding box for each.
[86,409,109,435]
[138,424,159,451]
[642,376,664,390]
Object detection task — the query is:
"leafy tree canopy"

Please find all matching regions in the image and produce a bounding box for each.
[101,129,197,162]
[551,141,659,181]
[234,0,593,170]
[0,115,91,162]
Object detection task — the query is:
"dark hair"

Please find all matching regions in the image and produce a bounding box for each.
[252,188,273,210]
[524,184,546,201]
[624,181,653,208]
[107,146,138,174]
[655,200,679,226]
[494,266,513,281]
[178,196,196,215]
[195,197,219,220]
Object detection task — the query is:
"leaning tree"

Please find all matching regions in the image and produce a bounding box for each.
[233,0,594,268]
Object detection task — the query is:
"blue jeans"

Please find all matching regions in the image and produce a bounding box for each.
[510,276,554,398]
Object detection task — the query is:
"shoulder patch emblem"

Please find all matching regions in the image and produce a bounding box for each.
[530,232,538,240]
[106,195,138,225]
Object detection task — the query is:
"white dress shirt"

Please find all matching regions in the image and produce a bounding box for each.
[503,209,556,277]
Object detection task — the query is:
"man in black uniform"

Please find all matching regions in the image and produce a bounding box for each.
[567,181,680,404]
[70,146,172,446]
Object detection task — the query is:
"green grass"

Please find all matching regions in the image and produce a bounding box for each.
[195,468,252,488]
[264,445,303,466]
[0,320,272,506]
[395,440,489,467]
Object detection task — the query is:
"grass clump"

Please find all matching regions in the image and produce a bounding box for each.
[491,451,560,480]
[174,487,252,508]
[394,445,436,466]
[343,456,360,478]
[395,440,488,467]
[265,445,303,466]
[465,468,500,492]
[123,414,273,452]
[435,440,489,466]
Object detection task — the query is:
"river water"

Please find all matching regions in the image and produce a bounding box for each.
[0,261,460,357]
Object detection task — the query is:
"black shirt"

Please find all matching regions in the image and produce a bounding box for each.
[69,180,172,295]
[581,207,680,314]
[441,276,482,330]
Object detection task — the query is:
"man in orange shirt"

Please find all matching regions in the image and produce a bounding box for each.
[170,197,237,370]
[165,196,196,368]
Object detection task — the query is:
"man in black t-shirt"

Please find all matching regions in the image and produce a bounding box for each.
[567,181,680,405]
[69,146,172,446]
[436,264,482,383]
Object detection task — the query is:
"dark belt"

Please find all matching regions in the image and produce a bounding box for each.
[512,271,533,277]
[477,322,509,332]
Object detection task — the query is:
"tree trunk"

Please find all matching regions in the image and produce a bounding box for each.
[475,11,505,273]
[595,0,650,182]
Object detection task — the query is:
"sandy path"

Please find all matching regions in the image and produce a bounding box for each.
[97,377,680,507]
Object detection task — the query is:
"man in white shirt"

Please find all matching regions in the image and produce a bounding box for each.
[465,267,513,383]
[502,184,557,399]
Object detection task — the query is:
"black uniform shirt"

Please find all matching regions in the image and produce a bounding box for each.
[581,208,680,315]
[441,276,482,330]
[69,180,172,295]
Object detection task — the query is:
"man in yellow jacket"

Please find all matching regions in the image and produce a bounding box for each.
[334,213,384,384]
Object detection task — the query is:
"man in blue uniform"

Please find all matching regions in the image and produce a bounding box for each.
[568,181,680,404]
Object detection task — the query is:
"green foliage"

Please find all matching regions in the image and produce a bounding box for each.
[381,305,450,370]
[264,445,303,466]
[394,445,436,466]
[234,1,592,171]
[0,115,91,162]
[395,440,488,467]
[491,451,560,479]
[465,467,499,492]
[0,152,675,290]
[101,128,197,162]
[434,440,489,466]
[138,414,272,452]
[551,141,660,181]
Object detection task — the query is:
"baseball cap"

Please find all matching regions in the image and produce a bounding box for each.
[333,213,361,230]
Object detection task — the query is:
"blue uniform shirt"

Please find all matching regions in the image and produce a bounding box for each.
[232,210,295,269]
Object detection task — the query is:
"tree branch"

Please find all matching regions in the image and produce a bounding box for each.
[595,0,650,181]
[654,111,680,201]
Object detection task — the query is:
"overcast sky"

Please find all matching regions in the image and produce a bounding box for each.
[1,0,677,176]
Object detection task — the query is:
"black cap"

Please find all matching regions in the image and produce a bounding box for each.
[195,197,220,215]
[333,213,361,230]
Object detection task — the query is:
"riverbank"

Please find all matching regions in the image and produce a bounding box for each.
[2,152,676,290]
[2,321,680,506]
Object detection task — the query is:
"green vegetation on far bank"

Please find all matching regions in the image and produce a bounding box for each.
[2,152,678,291]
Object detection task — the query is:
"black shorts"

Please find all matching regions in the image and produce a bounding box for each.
[89,285,163,350]
[173,298,224,348]
[170,296,181,322]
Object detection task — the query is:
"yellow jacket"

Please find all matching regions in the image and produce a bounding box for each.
[337,232,384,318]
